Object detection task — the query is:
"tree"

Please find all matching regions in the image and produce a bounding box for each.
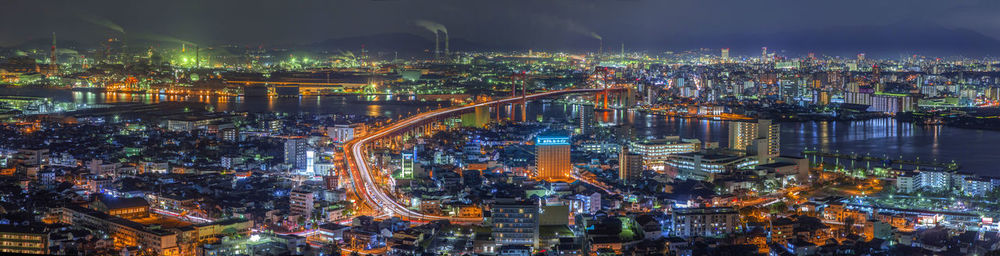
[769,201,787,214]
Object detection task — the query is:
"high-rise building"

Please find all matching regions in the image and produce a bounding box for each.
[728,119,780,163]
[761,47,768,60]
[535,133,572,182]
[721,48,730,60]
[290,189,314,218]
[618,146,642,184]
[284,138,307,170]
[492,199,540,248]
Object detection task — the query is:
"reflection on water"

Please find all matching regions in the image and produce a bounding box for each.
[367,105,382,117]
[2,88,426,117]
[4,88,1000,175]
[514,101,1000,176]
[777,117,997,176]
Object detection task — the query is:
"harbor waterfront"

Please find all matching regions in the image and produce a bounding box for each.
[8,1,1000,254]
[5,87,997,176]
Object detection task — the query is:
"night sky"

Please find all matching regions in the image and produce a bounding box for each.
[4,0,1000,56]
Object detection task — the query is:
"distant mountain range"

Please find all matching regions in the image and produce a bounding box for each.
[675,23,1000,58]
[6,23,1000,58]
[306,32,514,57]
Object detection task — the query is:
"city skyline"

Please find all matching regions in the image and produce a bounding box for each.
[4,1,1000,256]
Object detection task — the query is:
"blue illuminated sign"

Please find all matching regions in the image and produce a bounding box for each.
[536,136,570,145]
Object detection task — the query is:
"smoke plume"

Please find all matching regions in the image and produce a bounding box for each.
[415,19,447,34]
[590,32,602,40]
[534,14,601,41]
[131,33,197,46]
[78,13,125,34]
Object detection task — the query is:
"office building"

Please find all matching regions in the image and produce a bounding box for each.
[535,133,572,182]
[721,48,729,60]
[284,138,307,170]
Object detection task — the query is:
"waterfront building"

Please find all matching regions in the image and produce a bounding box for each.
[870,94,916,114]
[896,172,919,194]
[728,119,779,163]
[962,177,994,197]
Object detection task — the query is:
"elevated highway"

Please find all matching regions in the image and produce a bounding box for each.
[344,88,611,223]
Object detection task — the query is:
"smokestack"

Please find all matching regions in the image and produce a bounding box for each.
[434,32,440,60]
[50,32,57,73]
[444,31,449,60]
[598,38,603,57]
[195,46,200,68]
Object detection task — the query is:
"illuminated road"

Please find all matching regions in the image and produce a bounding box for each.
[570,168,616,195]
[152,208,213,223]
[344,88,607,223]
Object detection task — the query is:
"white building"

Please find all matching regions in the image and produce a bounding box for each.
[918,170,951,191]
[628,137,701,171]
[895,172,919,194]
[327,123,367,143]
[963,177,994,197]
